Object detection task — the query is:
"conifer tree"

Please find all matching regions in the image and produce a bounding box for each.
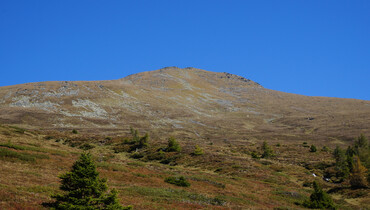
[333,146,350,180]
[303,181,335,209]
[261,141,274,158]
[166,137,181,152]
[192,145,204,156]
[350,156,368,188]
[50,153,131,209]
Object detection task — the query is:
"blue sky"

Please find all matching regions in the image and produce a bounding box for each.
[1,0,369,100]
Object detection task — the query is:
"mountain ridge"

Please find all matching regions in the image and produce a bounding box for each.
[0,67,369,144]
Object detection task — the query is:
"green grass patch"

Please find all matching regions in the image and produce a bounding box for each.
[0,142,67,156]
[0,148,49,162]
[127,161,145,167]
[0,142,47,152]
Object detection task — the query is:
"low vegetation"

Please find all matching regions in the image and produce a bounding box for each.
[0,125,368,209]
[303,181,335,209]
[164,176,191,187]
[45,153,131,209]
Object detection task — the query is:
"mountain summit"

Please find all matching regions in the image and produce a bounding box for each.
[0,67,369,143]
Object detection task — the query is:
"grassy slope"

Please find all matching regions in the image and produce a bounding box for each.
[0,125,368,209]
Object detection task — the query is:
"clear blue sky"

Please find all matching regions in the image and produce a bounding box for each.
[1,0,369,100]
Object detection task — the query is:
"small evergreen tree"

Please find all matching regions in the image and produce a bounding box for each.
[166,137,181,152]
[303,181,335,209]
[261,141,274,158]
[192,145,204,156]
[49,153,131,209]
[354,134,368,150]
[333,146,350,180]
[130,127,139,142]
[138,133,149,148]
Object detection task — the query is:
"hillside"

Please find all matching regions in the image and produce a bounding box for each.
[0,67,369,145]
[0,67,369,209]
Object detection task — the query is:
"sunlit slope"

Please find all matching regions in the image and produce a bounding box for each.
[0,67,369,143]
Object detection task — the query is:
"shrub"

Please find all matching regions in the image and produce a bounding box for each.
[303,181,335,209]
[147,150,165,160]
[192,145,204,156]
[310,145,317,152]
[72,129,78,134]
[47,153,131,209]
[321,146,329,152]
[79,143,95,151]
[261,141,274,158]
[166,137,181,152]
[164,176,190,187]
[251,151,259,159]
[125,128,149,152]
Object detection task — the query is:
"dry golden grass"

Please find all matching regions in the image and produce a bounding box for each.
[0,124,368,209]
[0,67,369,145]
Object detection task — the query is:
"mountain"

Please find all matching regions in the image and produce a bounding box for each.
[0,67,369,143]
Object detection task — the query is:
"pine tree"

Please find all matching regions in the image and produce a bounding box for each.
[49,153,131,209]
[303,181,335,209]
[192,145,204,156]
[354,134,368,150]
[333,146,350,180]
[261,141,274,158]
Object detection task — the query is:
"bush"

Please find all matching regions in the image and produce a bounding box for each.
[79,143,95,151]
[47,153,131,209]
[164,176,190,187]
[321,146,329,152]
[251,151,259,159]
[303,181,335,209]
[310,145,317,152]
[147,150,165,160]
[72,129,78,134]
[124,128,149,152]
[166,137,181,152]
